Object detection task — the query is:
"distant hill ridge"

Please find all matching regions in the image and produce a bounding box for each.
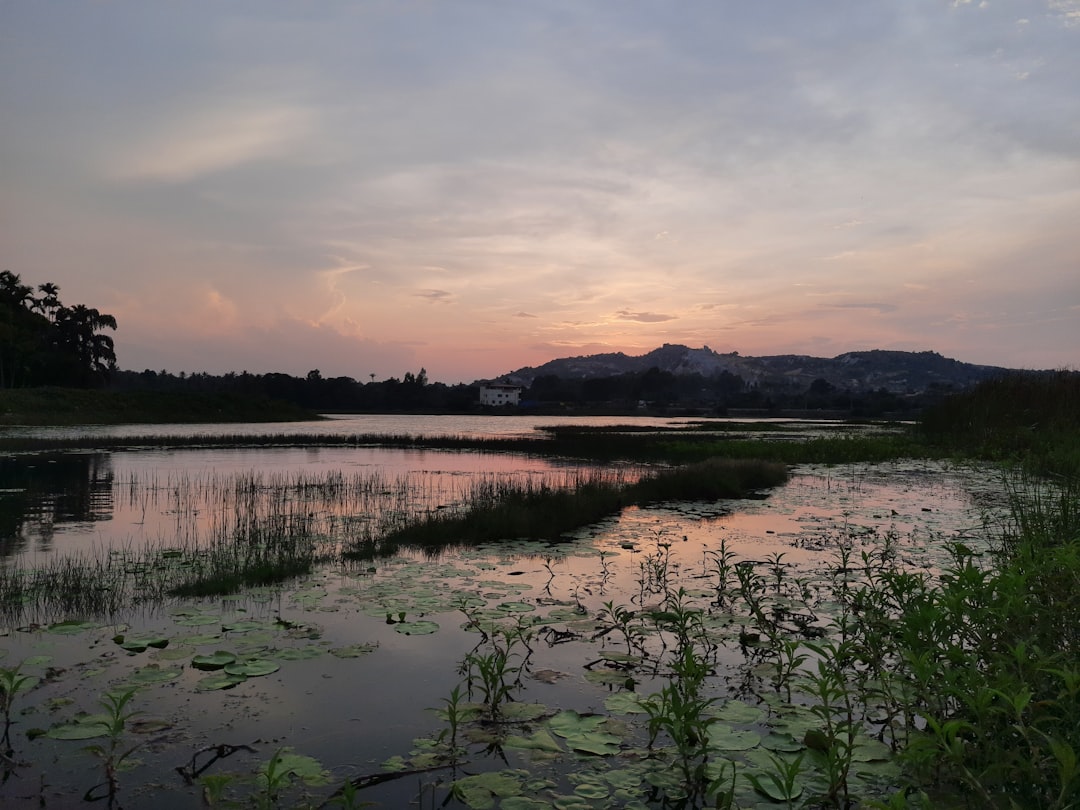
[497,344,1018,394]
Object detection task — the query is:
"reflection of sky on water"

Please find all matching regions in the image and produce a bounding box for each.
[0,413,712,441]
[1,446,603,560]
[0,453,1007,807]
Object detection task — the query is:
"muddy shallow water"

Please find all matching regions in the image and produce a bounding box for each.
[0,424,1008,808]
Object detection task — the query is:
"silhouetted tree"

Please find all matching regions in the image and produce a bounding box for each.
[0,271,118,388]
[51,304,118,385]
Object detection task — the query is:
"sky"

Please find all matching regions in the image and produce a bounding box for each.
[2,1,1078,384]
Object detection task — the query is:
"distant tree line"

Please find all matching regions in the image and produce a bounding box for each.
[523,368,923,417]
[109,367,482,413]
[110,364,925,417]
[0,271,117,388]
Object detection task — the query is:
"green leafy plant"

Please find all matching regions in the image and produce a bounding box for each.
[253,747,331,809]
[82,687,142,805]
[594,600,646,656]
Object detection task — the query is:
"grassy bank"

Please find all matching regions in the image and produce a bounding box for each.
[0,387,319,425]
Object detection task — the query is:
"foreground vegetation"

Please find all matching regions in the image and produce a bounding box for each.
[358,475,1078,810]
[366,375,1080,808]
[1,374,1077,807]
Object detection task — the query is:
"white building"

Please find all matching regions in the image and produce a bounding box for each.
[479,383,522,407]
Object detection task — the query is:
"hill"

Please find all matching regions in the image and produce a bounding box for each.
[497,344,1017,395]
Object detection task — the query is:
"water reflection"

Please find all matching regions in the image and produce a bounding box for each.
[0,453,114,557]
[0,446,596,561]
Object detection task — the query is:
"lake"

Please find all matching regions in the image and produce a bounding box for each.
[0,416,1005,808]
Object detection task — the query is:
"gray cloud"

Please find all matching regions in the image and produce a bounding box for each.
[2,1,1077,379]
[614,310,678,323]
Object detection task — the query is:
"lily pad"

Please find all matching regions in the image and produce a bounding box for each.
[224,658,280,678]
[574,781,610,799]
[548,711,621,756]
[710,699,764,724]
[500,702,549,722]
[504,729,563,754]
[706,725,761,751]
[852,737,894,762]
[195,672,247,691]
[451,770,525,809]
[191,651,238,671]
[46,715,112,740]
[604,692,647,715]
[747,766,804,802]
[115,635,170,653]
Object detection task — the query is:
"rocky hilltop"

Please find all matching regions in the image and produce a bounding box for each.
[499,344,1016,395]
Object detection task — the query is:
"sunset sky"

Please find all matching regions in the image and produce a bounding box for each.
[2,2,1078,383]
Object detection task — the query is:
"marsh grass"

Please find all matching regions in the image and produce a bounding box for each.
[720,471,1080,808]
[353,470,633,555]
[0,468,433,618]
[359,458,788,556]
[919,370,1080,478]
[4,464,648,618]
[890,480,1080,807]
[0,422,922,467]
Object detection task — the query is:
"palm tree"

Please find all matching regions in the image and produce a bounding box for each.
[52,304,118,385]
[32,282,62,317]
[0,271,50,387]
[0,272,119,387]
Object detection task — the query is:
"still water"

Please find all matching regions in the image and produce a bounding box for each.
[0,413,715,441]
[0,417,1004,808]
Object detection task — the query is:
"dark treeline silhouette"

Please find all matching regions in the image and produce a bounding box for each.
[110,367,481,413]
[524,368,925,417]
[0,270,117,388]
[110,365,925,417]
